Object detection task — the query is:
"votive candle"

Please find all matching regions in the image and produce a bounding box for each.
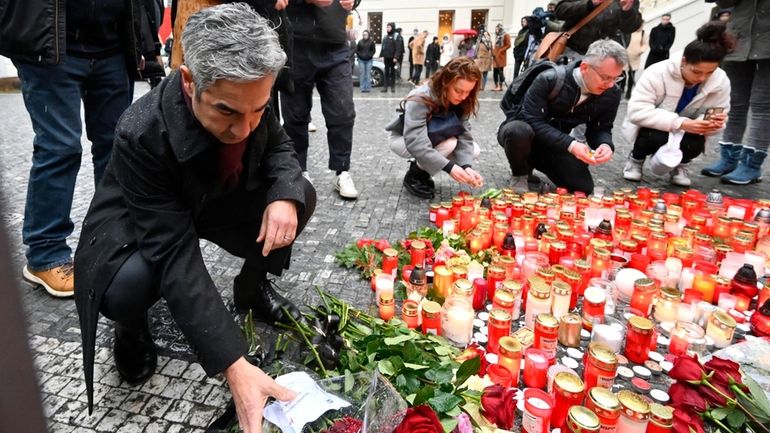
[524,348,550,389]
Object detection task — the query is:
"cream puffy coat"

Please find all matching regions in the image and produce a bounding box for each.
[622,57,731,145]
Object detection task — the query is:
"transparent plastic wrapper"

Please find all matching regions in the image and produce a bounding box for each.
[262,369,407,433]
[708,337,770,401]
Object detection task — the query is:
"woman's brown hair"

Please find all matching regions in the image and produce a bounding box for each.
[401,56,482,118]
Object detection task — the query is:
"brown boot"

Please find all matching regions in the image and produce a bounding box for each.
[23,263,74,298]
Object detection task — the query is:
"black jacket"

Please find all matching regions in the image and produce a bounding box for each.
[425,42,441,65]
[74,71,307,411]
[0,0,151,79]
[286,0,354,45]
[649,23,675,52]
[716,0,769,61]
[507,62,620,152]
[380,24,404,59]
[356,38,376,60]
[555,0,642,55]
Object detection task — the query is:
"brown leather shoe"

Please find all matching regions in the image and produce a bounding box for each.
[23,263,74,298]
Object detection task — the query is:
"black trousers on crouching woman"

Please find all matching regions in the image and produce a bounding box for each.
[100,178,316,328]
[497,120,595,194]
[631,127,705,164]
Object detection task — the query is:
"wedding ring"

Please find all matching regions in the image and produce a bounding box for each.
[283,235,291,240]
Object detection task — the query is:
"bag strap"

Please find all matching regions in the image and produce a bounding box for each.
[564,0,613,37]
[547,66,567,101]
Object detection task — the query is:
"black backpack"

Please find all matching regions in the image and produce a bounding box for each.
[500,59,566,117]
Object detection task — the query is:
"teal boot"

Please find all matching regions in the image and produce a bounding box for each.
[701,142,742,176]
[721,147,767,185]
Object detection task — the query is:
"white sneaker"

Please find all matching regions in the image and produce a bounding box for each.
[623,156,644,181]
[301,171,313,183]
[335,171,359,199]
[670,164,692,187]
[308,122,317,132]
[511,175,529,193]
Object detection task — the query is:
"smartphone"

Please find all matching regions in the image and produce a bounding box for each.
[704,107,725,121]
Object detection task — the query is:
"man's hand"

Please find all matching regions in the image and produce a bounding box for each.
[568,141,598,165]
[307,0,334,7]
[619,0,635,11]
[593,144,614,164]
[340,0,355,10]
[225,357,296,433]
[274,0,288,10]
[450,166,484,188]
[257,200,298,256]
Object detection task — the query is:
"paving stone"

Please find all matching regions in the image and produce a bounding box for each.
[140,374,170,395]
[58,379,87,400]
[51,399,88,425]
[159,359,189,377]
[43,394,71,417]
[162,399,195,423]
[51,341,81,357]
[160,378,193,399]
[187,405,219,428]
[141,395,173,419]
[142,418,172,433]
[95,409,131,433]
[72,406,109,429]
[114,414,151,433]
[122,391,153,414]
[180,363,207,382]
[42,375,73,395]
[71,428,98,433]
[99,387,131,409]
[49,422,76,433]
[182,382,213,404]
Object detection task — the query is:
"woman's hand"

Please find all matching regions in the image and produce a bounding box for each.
[681,119,717,135]
[450,166,484,188]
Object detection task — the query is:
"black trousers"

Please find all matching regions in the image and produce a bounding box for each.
[281,43,355,171]
[498,120,595,194]
[100,179,317,327]
[425,62,438,79]
[631,127,705,164]
[384,57,397,89]
[625,69,636,99]
[493,67,506,86]
[411,64,423,83]
[645,50,669,69]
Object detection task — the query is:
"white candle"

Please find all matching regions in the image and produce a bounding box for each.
[654,299,679,323]
[665,258,683,288]
[442,220,455,237]
[677,303,696,323]
[615,268,647,302]
[551,285,571,320]
[726,205,746,220]
[525,291,552,330]
[679,268,696,292]
[442,303,474,346]
[466,261,485,284]
[592,322,623,352]
[375,274,394,305]
[718,294,737,311]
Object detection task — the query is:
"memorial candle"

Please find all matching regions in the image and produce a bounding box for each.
[524,348,550,388]
[630,278,657,317]
[410,240,427,267]
[488,308,513,354]
[432,265,453,299]
[584,343,618,390]
[586,387,621,433]
[441,296,474,346]
[421,301,441,335]
[522,388,554,433]
[653,287,681,323]
[378,293,395,321]
[534,313,559,359]
[616,390,650,433]
[706,309,736,348]
[691,273,716,304]
[526,280,553,330]
[552,373,586,429]
[401,300,419,329]
[498,336,523,386]
[668,321,705,356]
[625,316,654,364]
[381,248,399,277]
[551,280,572,320]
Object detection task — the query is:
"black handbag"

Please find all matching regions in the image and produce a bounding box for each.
[426,111,465,146]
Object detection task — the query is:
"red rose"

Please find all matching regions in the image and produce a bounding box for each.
[704,357,744,387]
[480,385,517,430]
[393,405,443,433]
[669,353,706,384]
[357,238,374,249]
[375,239,391,252]
[699,382,734,407]
[673,408,706,433]
[669,382,707,412]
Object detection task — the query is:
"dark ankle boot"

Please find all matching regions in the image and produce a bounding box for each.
[402,161,434,199]
[234,277,302,324]
[114,317,157,384]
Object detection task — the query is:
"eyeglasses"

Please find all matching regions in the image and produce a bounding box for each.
[588,64,623,84]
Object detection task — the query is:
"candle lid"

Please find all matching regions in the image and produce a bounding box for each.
[616,354,629,365]
[618,366,634,379]
[567,406,600,433]
[617,390,650,419]
[620,239,638,250]
[562,268,582,282]
[593,247,611,259]
[473,319,485,328]
[649,403,674,424]
[434,265,452,277]
[632,365,651,379]
[402,300,419,316]
[629,315,654,331]
[488,264,505,275]
[411,240,426,250]
[567,347,583,359]
[493,288,515,305]
[379,292,394,305]
[584,286,606,304]
[588,343,617,370]
[536,313,559,329]
[575,259,591,271]
[474,332,488,344]
[589,387,620,412]
[489,308,512,324]
[530,280,551,298]
[383,247,398,257]
[502,280,523,293]
[644,360,663,376]
[712,309,737,329]
[659,287,681,302]
[537,267,556,280]
[633,278,656,290]
[648,351,664,363]
[452,278,473,295]
[631,377,651,394]
[660,360,673,372]
[650,390,671,404]
[478,312,490,321]
[562,357,579,369]
[422,301,441,316]
[485,353,499,364]
[555,371,585,394]
[499,336,522,356]
[552,281,571,296]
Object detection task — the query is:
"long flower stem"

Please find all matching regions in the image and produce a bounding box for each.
[707,413,738,433]
[704,381,770,433]
[282,306,329,378]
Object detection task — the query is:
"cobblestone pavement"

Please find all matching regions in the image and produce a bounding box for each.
[1,79,768,433]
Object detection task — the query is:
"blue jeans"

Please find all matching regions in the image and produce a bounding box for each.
[16,53,131,271]
[360,59,373,91]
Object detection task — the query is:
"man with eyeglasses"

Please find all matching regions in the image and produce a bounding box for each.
[497,39,628,194]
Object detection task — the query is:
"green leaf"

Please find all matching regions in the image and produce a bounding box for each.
[446,406,462,417]
[413,385,435,406]
[406,394,415,404]
[440,418,459,433]
[433,345,455,356]
[712,407,730,421]
[378,359,396,376]
[429,391,464,413]
[744,374,770,417]
[727,409,746,429]
[425,365,455,384]
[454,356,482,387]
[403,362,430,370]
[384,334,414,346]
[402,341,419,362]
[344,369,354,393]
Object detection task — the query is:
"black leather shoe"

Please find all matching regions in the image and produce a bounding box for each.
[234,278,302,325]
[402,162,434,199]
[114,319,157,384]
[380,87,389,93]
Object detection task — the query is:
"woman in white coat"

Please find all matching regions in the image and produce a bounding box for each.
[622,21,732,186]
[439,34,455,67]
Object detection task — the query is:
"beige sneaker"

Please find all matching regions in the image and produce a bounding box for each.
[23,263,74,298]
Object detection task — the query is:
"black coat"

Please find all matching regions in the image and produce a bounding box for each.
[380,28,404,59]
[649,23,675,52]
[555,0,642,55]
[425,42,441,65]
[74,71,307,411]
[717,0,770,61]
[356,38,376,60]
[510,62,620,152]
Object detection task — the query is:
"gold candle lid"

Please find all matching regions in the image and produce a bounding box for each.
[588,342,618,370]
[498,336,522,356]
[658,287,681,302]
[574,259,591,271]
[537,267,556,280]
[383,248,398,257]
[460,205,473,213]
[422,301,441,317]
[411,240,426,250]
[617,390,651,420]
[567,406,600,433]
[593,248,611,259]
[379,292,394,305]
[555,372,585,394]
[711,309,737,330]
[551,240,567,251]
[434,265,452,277]
[560,313,581,326]
[552,280,571,296]
[634,278,656,290]
[488,265,505,276]
[530,279,551,299]
[649,403,674,425]
[452,279,473,296]
[402,300,418,317]
[502,280,523,293]
[589,387,620,412]
[620,240,638,250]
[536,313,559,329]
[629,315,654,331]
[429,203,441,210]
[498,255,516,267]
[489,308,512,325]
[494,288,515,305]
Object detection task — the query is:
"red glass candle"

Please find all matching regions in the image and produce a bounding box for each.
[625,316,654,364]
[401,300,419,329]
[498,336,523,387]
[647,404,673,433]
[523,388,554,433]
[488,363,513,388]
[435,204,451,228]
[549,240,567,265]
[591,248,611,279]
[472,278,488,311]
[629,254,651,272]
[486,265,506,301]
[586,387,621,433]
[378,293,395,321]
[630,278,658,317]
[493,287,515,315]
[552,372,586,429]
[582,286,606,331]
[488,308,513,354]
[410,240,427,268]
[421,301,441,335]
[575,259,592,297]
[381,248,399,278]
[584,343,618,390]
[524,348,550,389]
[534,313,559,359]
[459,205,475,232]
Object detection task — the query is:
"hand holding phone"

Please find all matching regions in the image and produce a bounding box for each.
[704,107,724,121]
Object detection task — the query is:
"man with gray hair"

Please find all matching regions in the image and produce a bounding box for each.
[74,4,314,430]
[497,39,628,194]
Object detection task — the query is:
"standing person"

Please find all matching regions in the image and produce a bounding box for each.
[356,30,376,92]
[410,30,428,85]
[622,22,732,186]
[425,36,441,79]
[497,39,628,194]
[555,0,641,60]
[513,17,531,78]
[380,22,403,93]
[395,27,406,83]
[625,24,648,99]
[408,28,419,82]
[475,30,493,90]
[492,23,512,91]
[701,0,770,184]
[386,57,484,198]
[282,0,360,199]
[645,14,676,68]
[0,0,154,297]
[440,34,456,67]
[73,5,314,427]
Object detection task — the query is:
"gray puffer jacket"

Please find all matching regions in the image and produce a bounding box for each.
[716,0,769,61]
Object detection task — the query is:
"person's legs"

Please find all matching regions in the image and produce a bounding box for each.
[16,59,87,281]
[481,71,488,90]
[514,60,522,78]
[533,145,594,194]
[281,46,315,170]
[361,59,372,92]
[315,46,356,173]
[81,53,132,185]
[625,69,636,99]
[412,64,423,84]
[631,128,670,160]
[497,120,534,191]
[383,58,395,92]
